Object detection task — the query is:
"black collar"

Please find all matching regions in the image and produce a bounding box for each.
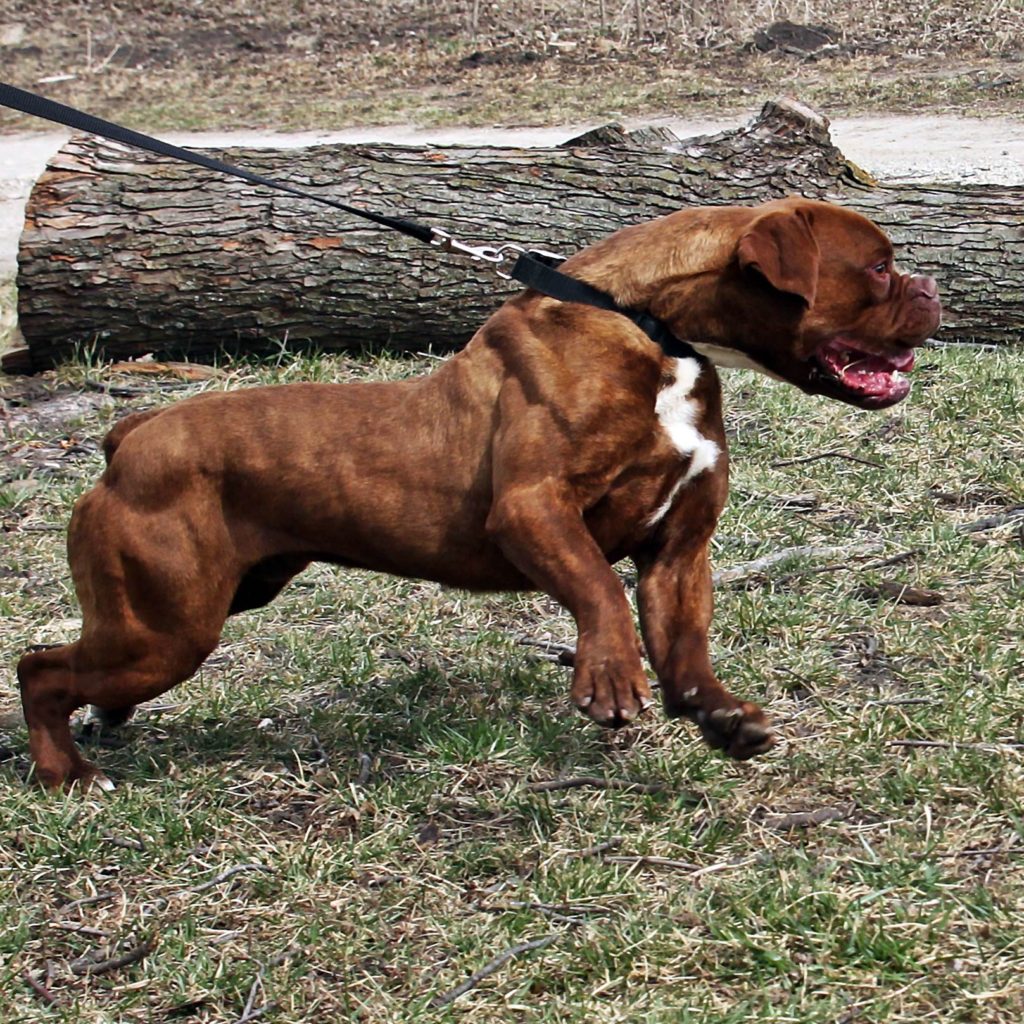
[508,251,698,361]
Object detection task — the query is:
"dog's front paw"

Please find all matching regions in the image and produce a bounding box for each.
[695,701,775,760]
[570,651,654,729]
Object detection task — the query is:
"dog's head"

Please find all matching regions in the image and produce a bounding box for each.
[626,198,942,410]
[726,198,941,409]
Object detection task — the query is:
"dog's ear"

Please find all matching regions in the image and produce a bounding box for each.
[737,206,819,307]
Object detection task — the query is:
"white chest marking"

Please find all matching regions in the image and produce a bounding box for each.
[689,341,785,381]
[647,357,720,527]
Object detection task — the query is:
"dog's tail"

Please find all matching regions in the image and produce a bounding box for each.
[101,409,163,464]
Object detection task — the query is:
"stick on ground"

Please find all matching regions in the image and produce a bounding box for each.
[526,776,667,794]
[430,935,558,1008]
[69,938,155,977]
[712,541,886,586]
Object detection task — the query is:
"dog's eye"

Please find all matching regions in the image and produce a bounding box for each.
[870,261,890,276]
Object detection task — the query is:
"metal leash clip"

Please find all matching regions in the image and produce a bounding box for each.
[492,244,568,280]
[429,228,504,265]
[431,230,568,280]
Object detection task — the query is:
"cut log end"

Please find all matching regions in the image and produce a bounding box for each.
[757,97,832,139]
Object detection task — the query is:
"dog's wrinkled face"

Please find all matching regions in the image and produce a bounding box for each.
[734,199,942,410]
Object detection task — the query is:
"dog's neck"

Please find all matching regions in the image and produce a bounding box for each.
[563,213,788,376]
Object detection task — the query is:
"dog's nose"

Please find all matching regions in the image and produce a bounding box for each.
[908,275,939,301]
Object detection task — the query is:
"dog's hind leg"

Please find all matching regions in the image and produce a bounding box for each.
[19,485,236,789]
[17,629,218,790]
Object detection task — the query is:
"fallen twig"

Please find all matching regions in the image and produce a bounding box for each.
[24,970,59,1006]
[689,857,757,879]
[242,976,262,1020]
[756,803,855,830]
[712,541,885,586]
[605,854,702,871]
[526,776,666,794]
[232,1003,279,1024]
[137,862,273,918]
[517,637,576,666]
[866,697,936,707]
[189,863,272,894]
[771,450,884,469]
[69,937,154,977]
[233,946,299,1023]
[734,490,819,510]
[52,921,112,937]
[932,845,1019,859]
[863,549,922,570]
[56,891,117,914]
[430,934,557,1008]
[889,739,1024,751]
[487,900,613,924]
[106,359,222,381]
[607,854,754,878]
[956,505,1024,534]
[566,837,623,859]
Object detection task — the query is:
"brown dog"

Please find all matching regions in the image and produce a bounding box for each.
[17,197,940,790]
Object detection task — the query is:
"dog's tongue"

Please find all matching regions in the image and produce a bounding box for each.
[818,339,914,402]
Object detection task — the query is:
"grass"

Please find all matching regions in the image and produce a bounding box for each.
[1,343,1023,1021]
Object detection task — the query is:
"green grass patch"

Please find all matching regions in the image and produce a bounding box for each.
[1,344,1023,1021]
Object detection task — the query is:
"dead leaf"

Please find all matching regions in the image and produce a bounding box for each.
[107,361,222,381]
[857,580,945,606]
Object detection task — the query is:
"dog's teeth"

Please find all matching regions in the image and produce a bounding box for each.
[576,695,593,708]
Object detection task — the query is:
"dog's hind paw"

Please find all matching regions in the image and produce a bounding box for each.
[696,702,775,760]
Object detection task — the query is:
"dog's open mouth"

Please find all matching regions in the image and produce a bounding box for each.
[812,337,914,408]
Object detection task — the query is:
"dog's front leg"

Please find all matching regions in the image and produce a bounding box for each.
[487,479,652,727]
[636,541,775,759]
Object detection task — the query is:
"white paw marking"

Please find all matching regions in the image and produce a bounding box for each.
[647,357,720,526]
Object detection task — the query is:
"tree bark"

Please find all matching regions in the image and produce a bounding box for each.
[8,99,1023,372]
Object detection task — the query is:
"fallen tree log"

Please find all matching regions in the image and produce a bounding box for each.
[7,99,1023,372]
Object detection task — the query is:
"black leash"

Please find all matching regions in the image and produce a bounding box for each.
[0,81,433,244]
[0,80,694,359]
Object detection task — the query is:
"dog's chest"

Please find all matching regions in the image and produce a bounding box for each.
[646,357,720,525]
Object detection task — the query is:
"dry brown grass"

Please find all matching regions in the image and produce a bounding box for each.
[1,0,1021,132]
